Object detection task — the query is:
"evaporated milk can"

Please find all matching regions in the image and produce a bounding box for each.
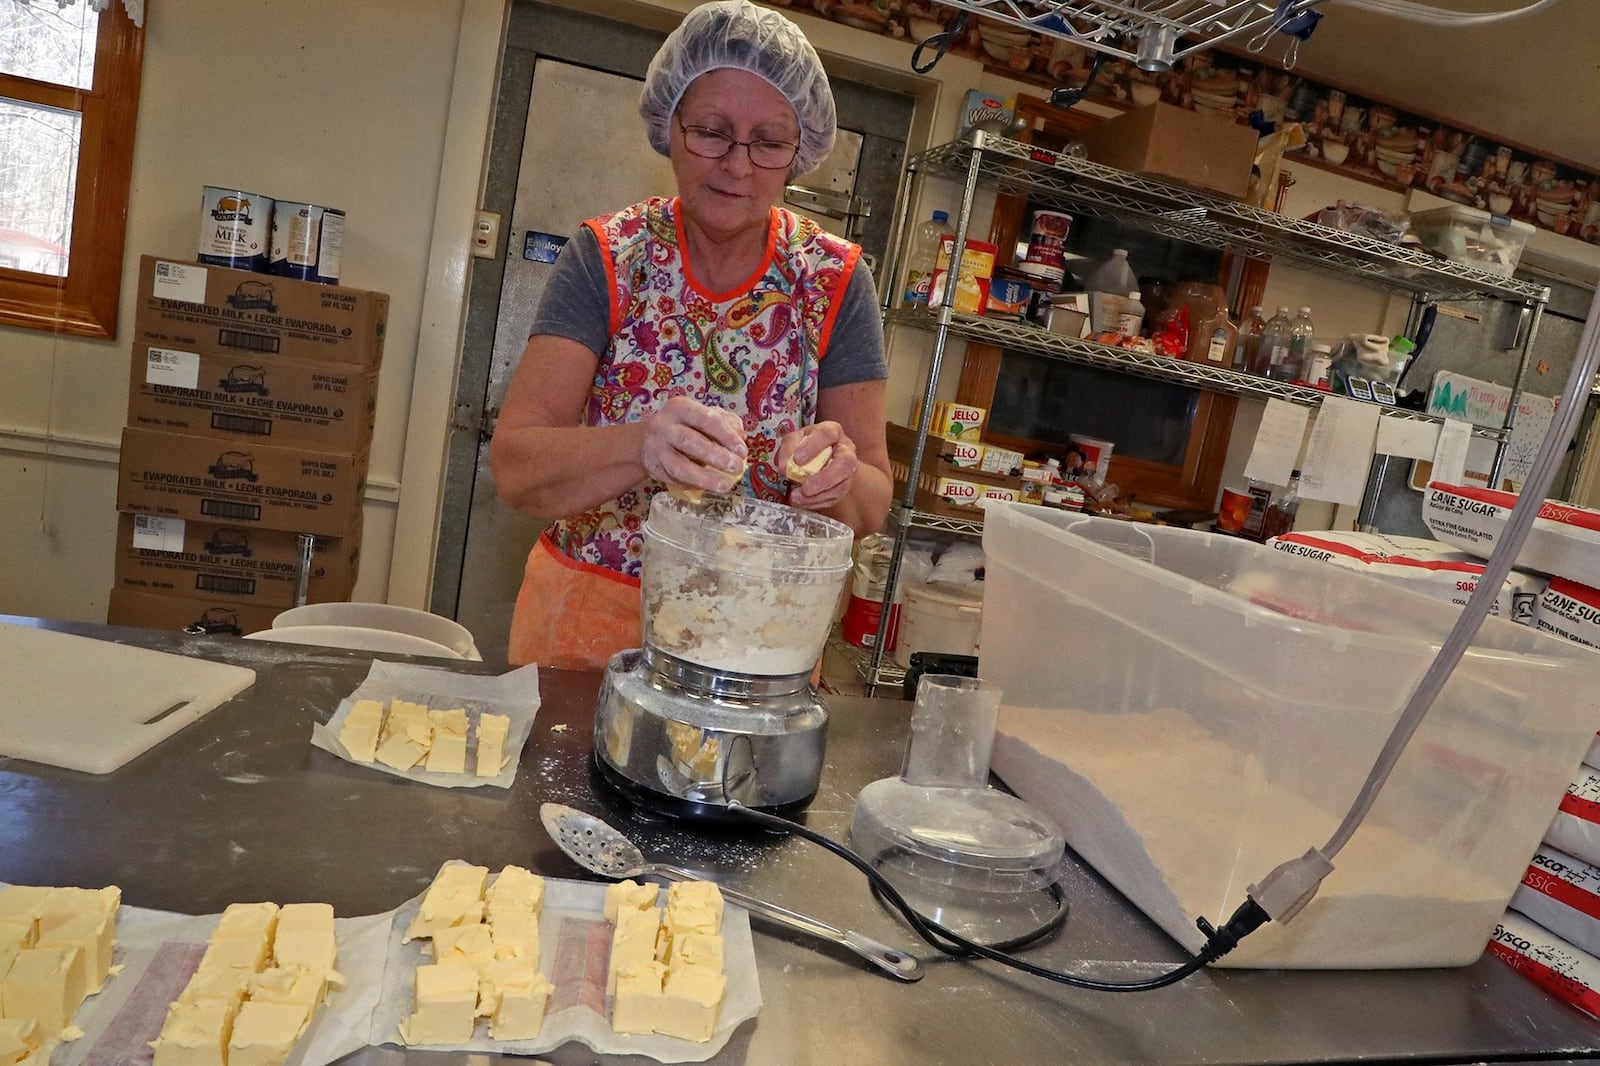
[269,201,345,284]
[199,186,273,271]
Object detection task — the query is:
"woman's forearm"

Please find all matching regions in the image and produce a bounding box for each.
[823,460,893,537]
[490,420,648,518]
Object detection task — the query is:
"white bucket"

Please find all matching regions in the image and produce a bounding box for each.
[892,581,983,669]
[245,625,460,658]
[272,603,481,660]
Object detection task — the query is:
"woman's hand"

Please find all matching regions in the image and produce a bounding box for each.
[778,422,858,512]
[642,396,748,492]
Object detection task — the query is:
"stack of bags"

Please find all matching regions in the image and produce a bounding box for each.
[109,254,387,636]
[0,884,121,1064]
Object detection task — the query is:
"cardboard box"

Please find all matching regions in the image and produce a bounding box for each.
[117,427,367,537]
[134,256,387,369]
[1075,104,1258,199]
[107,588,280,636]
[127,343,378,453]
[113,513,360,608]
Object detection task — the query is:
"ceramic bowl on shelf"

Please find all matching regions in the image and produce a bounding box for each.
[1130,82,1161,107]
[1322,140,1350,165]
[1489,192,1514,215]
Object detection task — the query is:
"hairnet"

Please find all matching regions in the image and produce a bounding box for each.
[640,0,837,176]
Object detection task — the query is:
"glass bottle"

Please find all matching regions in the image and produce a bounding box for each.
[1261,471,1301,539]
[1234,306,1265,373]
[1260,307,1295,381]
[1288,307,1316,382]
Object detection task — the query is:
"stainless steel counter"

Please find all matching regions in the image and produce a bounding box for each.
[2,616,1599,1065]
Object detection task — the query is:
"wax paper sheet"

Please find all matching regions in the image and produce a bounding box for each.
[308,660,541,789]
[15,868,759,1066]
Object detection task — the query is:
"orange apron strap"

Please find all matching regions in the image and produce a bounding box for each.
[508,534,641,671]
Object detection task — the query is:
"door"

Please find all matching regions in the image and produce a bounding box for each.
[433,0,912,664]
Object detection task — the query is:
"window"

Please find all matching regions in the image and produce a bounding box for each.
[0,1,144,337]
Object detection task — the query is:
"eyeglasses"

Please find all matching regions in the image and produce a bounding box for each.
[676,116,799,170]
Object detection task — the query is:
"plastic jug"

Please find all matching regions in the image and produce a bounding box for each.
[902,210,955,307]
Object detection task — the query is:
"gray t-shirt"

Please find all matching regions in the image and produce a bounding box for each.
[528,225,887,389]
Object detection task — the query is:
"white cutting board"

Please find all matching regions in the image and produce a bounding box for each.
[0,622,256,774]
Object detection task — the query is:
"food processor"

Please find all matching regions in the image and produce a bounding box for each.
[593,490,854,820]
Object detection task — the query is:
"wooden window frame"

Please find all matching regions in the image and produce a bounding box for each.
[953,94,1247,511]
[0,6,145,338]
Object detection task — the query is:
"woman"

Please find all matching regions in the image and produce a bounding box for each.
[491,0,892,671]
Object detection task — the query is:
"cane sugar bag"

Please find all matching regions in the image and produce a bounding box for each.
[1547,766,1600,869]
[1537,577,1600,650]
[1423,482,1600,589]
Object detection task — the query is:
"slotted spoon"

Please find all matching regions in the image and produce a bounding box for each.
[539,802,923,982]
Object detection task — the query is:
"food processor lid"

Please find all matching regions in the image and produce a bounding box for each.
[851,777,1065,893]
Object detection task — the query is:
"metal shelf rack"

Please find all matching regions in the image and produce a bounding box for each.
[852,130,1550,693]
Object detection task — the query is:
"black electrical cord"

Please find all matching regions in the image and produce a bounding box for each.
[728,802,1269,992]
[863,847,1070,953]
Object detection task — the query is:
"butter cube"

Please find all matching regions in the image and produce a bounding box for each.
[373,730,428,771]
[0,1018,53,1066]
[603,880,659,923]
[338,699,385,762]
[0,888,48,946]
[488,963,552,1041]
[271,904,337,974]
[151,997,234,1066]
[35,912,112,994]
[664,881,723,936]
[475,956,528,1017]
[425,709,469,774]
[177,965,252,1013]
[381,700,430,742]
[197,933,271,975]
[2,945,84,1035]
[432,923,495,969]
[489,909,539,964]
[227,1000,309,1066]
[653,964,726,1042]
[475,713,510,777]
[607,907,660,996]
[668,932,724,974]
[247,966,326,1008]
[610,960,665,1035]
[0,928,27,986]
[398,963,479,1046]
[405,865,488,942]
[40,886,119,923]
[486,866,544,918]
[213,902,279,944]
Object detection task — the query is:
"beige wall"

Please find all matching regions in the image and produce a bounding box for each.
[4,0,1600,627]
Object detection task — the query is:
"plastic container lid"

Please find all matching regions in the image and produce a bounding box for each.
[932,210,949,222]
[850,776,1065,894]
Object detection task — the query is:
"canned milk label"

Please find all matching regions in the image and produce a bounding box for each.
[199,187,273,271]
[270,201,345,284]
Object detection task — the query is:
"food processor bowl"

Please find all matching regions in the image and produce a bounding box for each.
[640,491,853,676]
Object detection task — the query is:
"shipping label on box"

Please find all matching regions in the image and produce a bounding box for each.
[114,513,360,608]
[117,426,367,537]
[135,256,388,369]
[107,587,280,637]
[128,344,378,453]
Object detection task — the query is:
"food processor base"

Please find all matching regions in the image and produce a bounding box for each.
[592,754,816,824]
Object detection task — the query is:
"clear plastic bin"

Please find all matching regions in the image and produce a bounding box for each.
[1409,204,1534,277]
[980,506,1600,968]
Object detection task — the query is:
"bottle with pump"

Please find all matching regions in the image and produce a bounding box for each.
[1260,307,1295,381]
[902,210,954,307]
[1288,307,1316,382]
[1235,306,1265,373]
